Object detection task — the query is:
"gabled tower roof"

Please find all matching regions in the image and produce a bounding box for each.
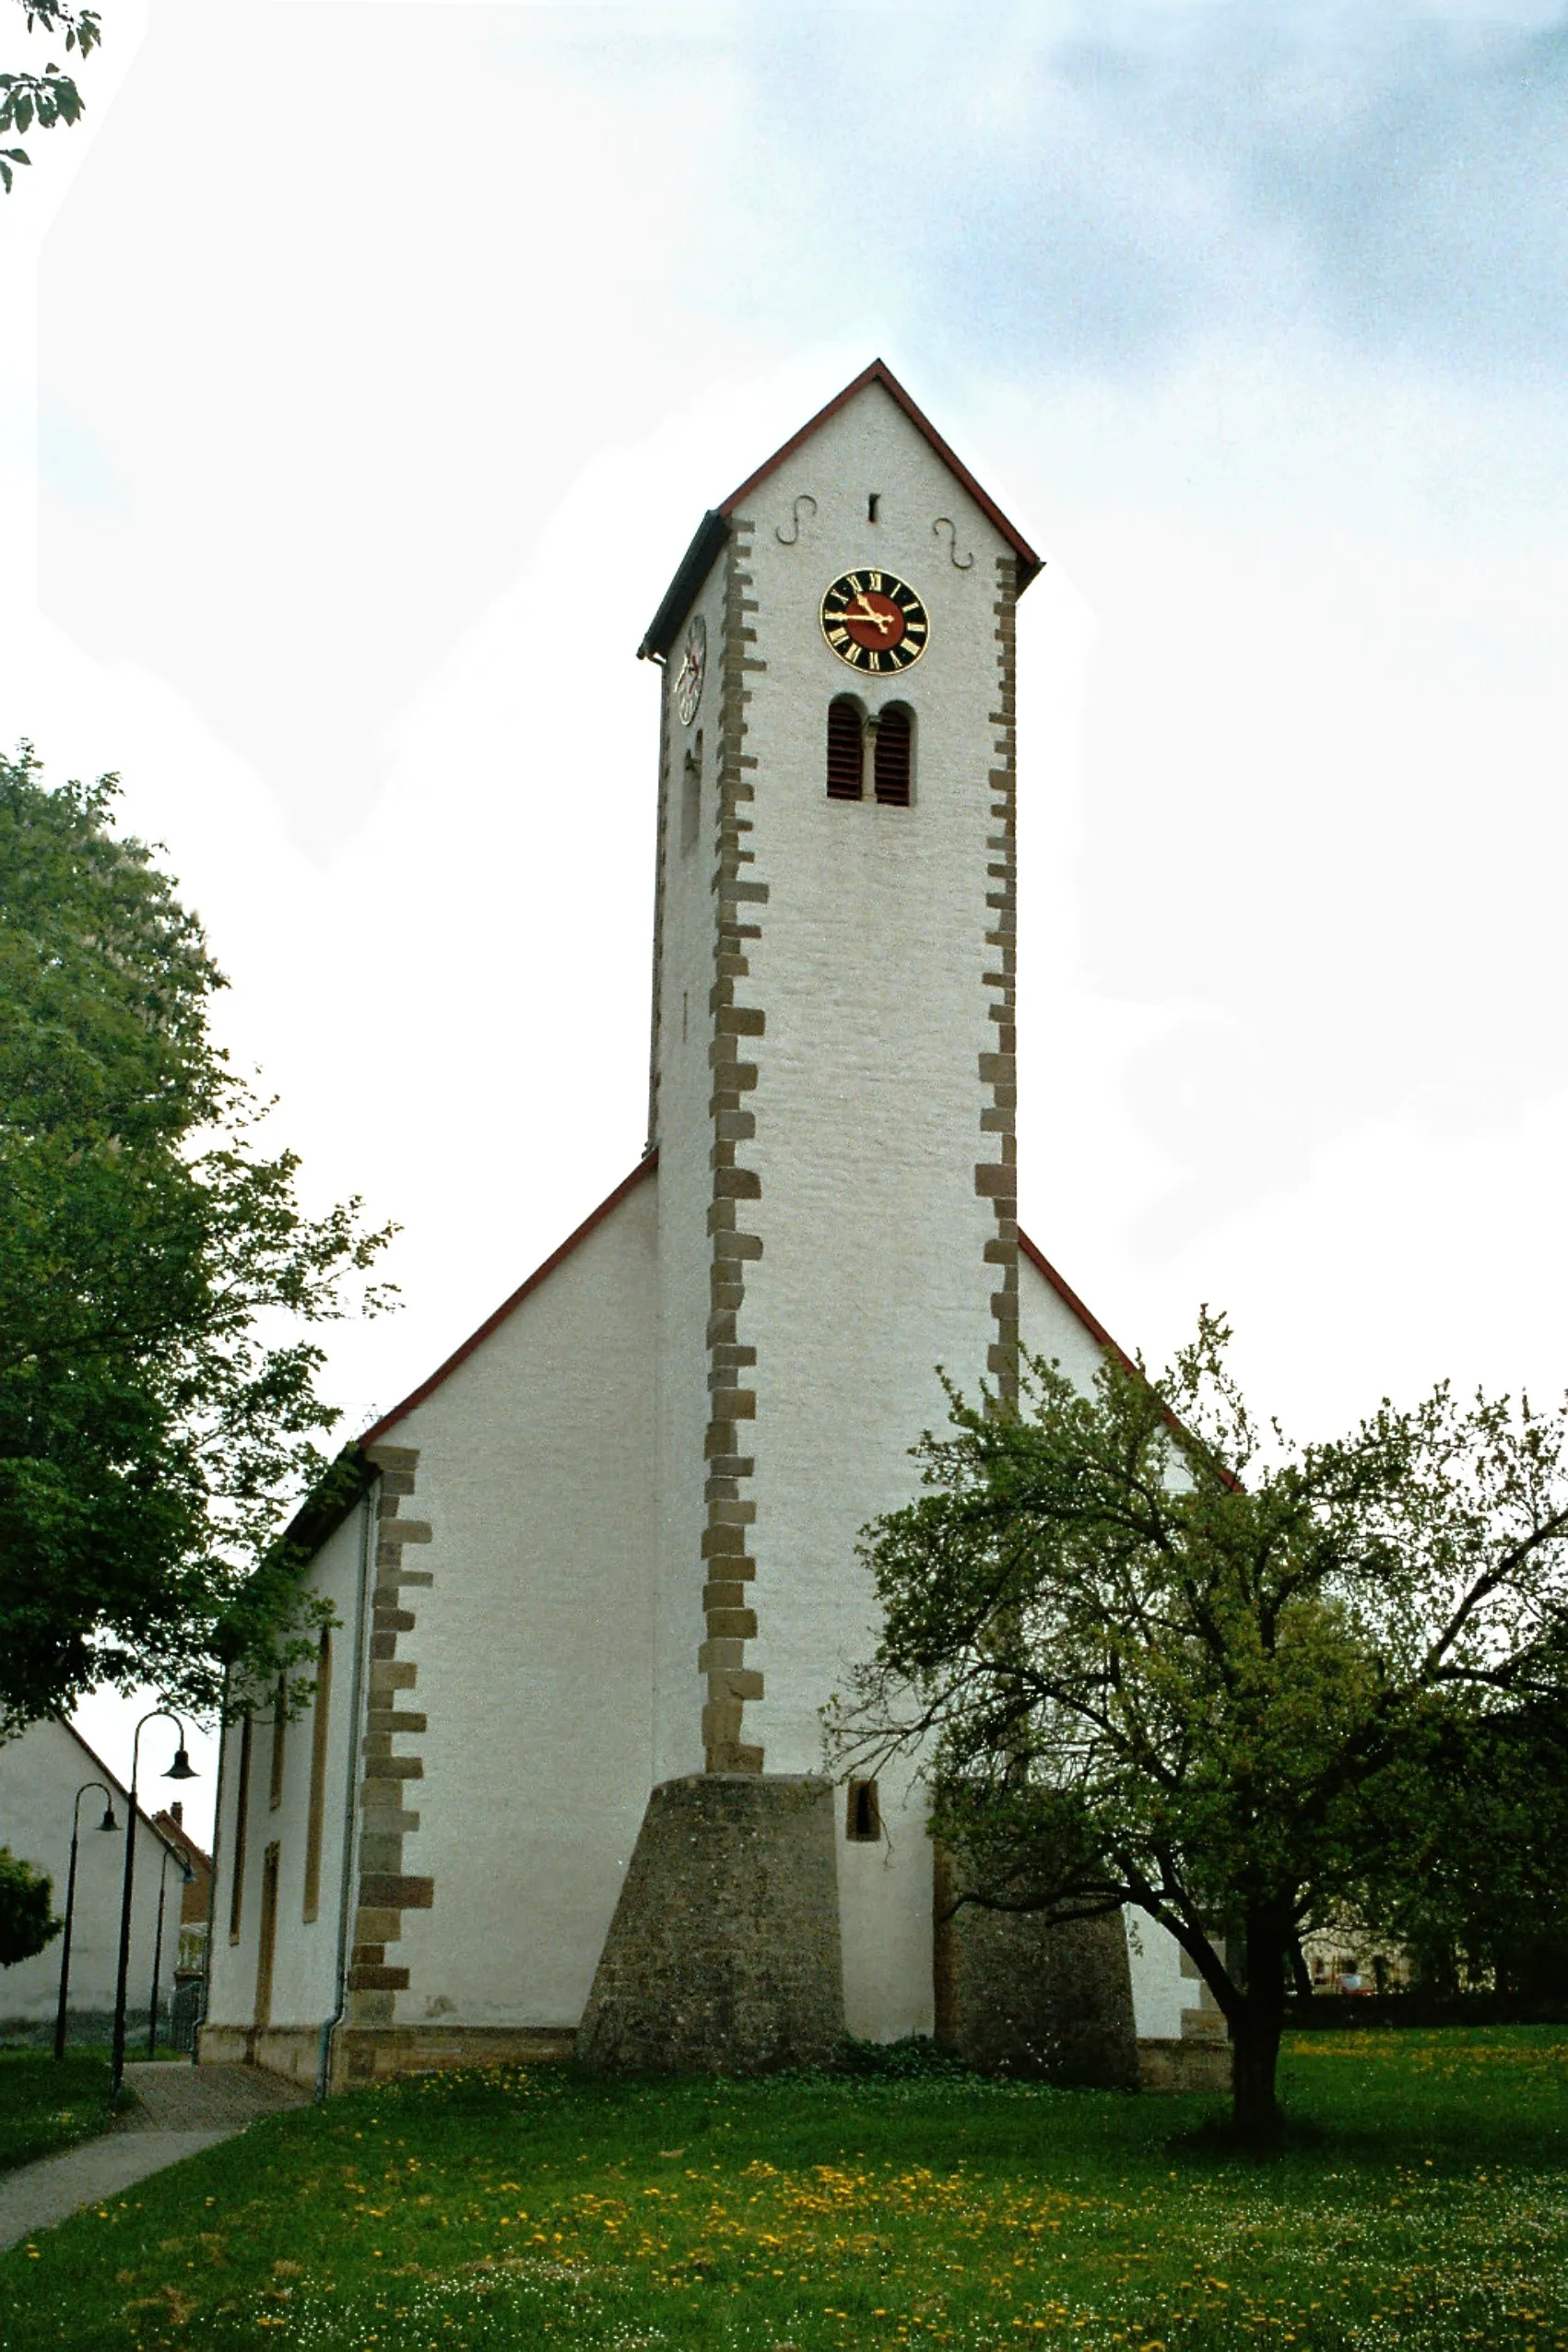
[638,358,1043,660]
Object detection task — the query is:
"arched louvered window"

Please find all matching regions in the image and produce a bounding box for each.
[826,696,864,800]
[874,703,914,806]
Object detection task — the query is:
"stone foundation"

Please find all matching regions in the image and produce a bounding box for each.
[1138,2035,1232,2094]
[934,1869,1140,2089]
[331,2025,575,2089]
[199,2018,575,2088]
[577,1774,843,2073]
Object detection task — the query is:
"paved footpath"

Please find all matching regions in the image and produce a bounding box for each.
[0,2062,310,2252]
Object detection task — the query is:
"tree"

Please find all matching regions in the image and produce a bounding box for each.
[1,3,99,194]
[1377,1698,1568,2000]
[0,744,395,1729]
[0,1846,59,1968]
[829,1316,1568,2143]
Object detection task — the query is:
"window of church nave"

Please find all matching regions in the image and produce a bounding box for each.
[826,696,865,799]
[301,1627,333,1924]
[228,1711,253,1943]
[873,703,914,807]
[845,1777,881,1841]
[268,1673,288,1810]
[680,728,703,854]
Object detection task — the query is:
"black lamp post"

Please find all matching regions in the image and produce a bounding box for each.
[52,1782,118,2062]
[110,1711,196,2098]
[147,1843,195,2059]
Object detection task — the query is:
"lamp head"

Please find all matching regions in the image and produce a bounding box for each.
[98,1804,118,1834]
[164,1745,197,1783]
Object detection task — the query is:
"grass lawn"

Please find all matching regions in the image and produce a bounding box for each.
[0,2051,118,2176]
[0,2028,1565,2349]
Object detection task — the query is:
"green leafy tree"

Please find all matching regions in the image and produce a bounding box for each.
[830,1316,1568,2143]
[1,3,100,194]
[1375,1699,1568,1999]
[0,744,395,1729]
[0,1846,59,1968]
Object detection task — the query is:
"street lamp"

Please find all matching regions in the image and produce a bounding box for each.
[110,1711,196,2098]
[147,1842,195,2059]
[53,1782,118,2062]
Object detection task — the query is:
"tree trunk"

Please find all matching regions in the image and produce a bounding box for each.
[1229,1915,1288,2145]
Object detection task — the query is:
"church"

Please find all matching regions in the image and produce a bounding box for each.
[199,361,1221,2096]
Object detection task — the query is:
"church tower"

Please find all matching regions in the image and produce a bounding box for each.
[582,361,1043,2059]
[201,361,1186,2093]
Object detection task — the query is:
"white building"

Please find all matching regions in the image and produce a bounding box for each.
[0,1716,191,2043]
[202,363,1219,2094]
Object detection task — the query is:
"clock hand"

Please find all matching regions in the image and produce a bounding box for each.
[842,595,898,634]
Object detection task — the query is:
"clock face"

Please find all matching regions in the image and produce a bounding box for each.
[674,612,707,727]
[820,570,928,674]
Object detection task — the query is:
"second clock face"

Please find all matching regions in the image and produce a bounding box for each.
[674,612,707,727]
[820,571,929,674]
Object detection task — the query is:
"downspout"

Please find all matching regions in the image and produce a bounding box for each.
[197,1662,231,2062]
[316,1475,376,2102]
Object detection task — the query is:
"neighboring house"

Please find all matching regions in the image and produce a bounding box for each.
[151,1803,213,1982]
[202,361,1217,2096]
[1301,1927,1412,1995]
[0,1717,190,2043]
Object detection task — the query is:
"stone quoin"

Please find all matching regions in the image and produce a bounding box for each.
[199,362,1223,2092]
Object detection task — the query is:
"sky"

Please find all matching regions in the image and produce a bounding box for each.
[4,0,1567,1839]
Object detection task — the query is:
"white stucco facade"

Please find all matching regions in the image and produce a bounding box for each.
[205,1501,368,2048]
[203,362,1197,2087]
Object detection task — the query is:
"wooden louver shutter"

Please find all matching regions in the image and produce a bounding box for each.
[874,704,912,806]
[826,698,864,799]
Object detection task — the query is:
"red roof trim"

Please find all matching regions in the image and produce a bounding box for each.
[358,1152,658,1448]
[1017,1227,1139,1377]
[719,359,1043,590]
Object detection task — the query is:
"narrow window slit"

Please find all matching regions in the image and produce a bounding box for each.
[681,728,703,854]
[846,1778,881,1841]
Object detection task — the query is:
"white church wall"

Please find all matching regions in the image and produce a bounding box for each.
[653,548,733,1787]
[384,1170,658,2031]
[837,1755,935,2044]
[1017,1245,1113,1395]
[1124,1909,1192,2042]
[0,1718,181,2032]
[204,1501,368,2044]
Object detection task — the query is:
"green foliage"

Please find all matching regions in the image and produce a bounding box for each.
[836,2031,976,2080]
[0,1844,58,1968]
[830,1314,1568,2137]
[1,2034,1566,2345]
[0,744,395,1727]
[0,0,98,191]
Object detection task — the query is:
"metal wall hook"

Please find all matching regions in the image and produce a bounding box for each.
[933,515,973,570]
[776,493,818,546]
